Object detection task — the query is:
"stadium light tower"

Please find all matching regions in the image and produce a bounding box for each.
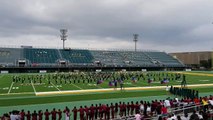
[60,29,68,49]
[133,34,139,52]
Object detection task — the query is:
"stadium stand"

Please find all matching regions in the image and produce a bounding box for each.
[119,51,156,67]
[90,50,126,67]
[0,48,23,66]
[0,47,185,68]
[143,52,184,67]
[23,48,60,65]
[60,49,94,65]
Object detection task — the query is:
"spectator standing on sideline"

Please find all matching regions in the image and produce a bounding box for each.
[110,103,115,119]
[72,107,78,120]
[38,110,43,120]
[20,109,25,120]
[78,106,84,120]
[26,111,31,120]
[64,107,70,120]
[51,108,57,120]
[31,110,37,120]
[57,109,62,120]
[44,109,50,120]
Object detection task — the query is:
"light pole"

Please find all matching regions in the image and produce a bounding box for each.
[211,49,213,70]
[133,34,139,52]
[60,29,68,49]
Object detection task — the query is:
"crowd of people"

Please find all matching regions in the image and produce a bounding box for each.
[1,95,213,120]
[170,86,199,100]
[11,72,184,86]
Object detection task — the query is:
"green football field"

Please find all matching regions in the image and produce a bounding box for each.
[0,71,213,119]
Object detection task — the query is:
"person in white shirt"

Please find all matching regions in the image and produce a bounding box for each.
[165,85,170,95]
[135,111,141,120]
[10,111,21,120]
[140,102,144,113]
[65,109,70,120]
[164,99,171,108]
[198,111,203,120]
[181,113,189,120]
[170,113,177,120]
[209,99,213,106]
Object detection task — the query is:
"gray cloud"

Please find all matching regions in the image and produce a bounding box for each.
[0,0,213,52]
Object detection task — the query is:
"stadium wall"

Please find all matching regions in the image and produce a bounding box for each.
[170,51,212,69]
[0,66,185,73]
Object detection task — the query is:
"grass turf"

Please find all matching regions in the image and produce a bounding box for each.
[0,71,212,107]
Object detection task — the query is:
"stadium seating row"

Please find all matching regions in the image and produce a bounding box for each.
[0,47,184,67]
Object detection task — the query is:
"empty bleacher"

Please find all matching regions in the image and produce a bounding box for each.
[144,52,184,67]
[23,48,60,64]
[60,49,94,64]
[91,51,126,67]
[0,47,185,68]
[0,48,23,66]
[119,51,156,67]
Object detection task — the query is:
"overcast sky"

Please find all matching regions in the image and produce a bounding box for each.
[0,0,213,53]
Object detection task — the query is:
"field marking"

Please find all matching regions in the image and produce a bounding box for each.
[7,82,14,94]
[44,78,61,91]
[31,81,37,94]
[50,82,61,91]
[36,83,213,96]
[0,92,35,96]
[173,72,213,77]
[70,83,83,90]
[199,80,209,82]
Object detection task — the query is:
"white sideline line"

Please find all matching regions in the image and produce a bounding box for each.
[71,83,83,90]
[35,83,213,96]
[8,82,14,94]
[0,92,34,96]
[31,81,37,94]
[51,82,61,91]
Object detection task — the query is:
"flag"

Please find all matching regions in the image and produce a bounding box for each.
[97,80,103,84]
[131,77,137,83]
[161,78,169,84]
[108,81,114,86]
[148,78,153,83]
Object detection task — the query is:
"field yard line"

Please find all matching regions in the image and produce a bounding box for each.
[0,92,34,96]
[31,81,37,94]
[7,82,14,94]
[44,78,61,91]
[71,83,83,90]
[50,82,61,91]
